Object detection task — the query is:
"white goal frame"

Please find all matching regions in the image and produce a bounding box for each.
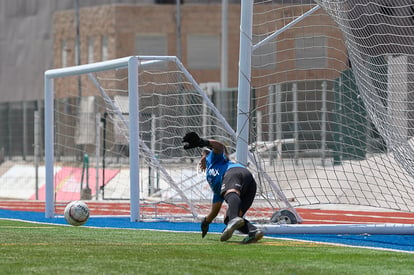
[44,2,414,235]
[44,55,299,222]
[45,55,214,221]
[44,56,141,220]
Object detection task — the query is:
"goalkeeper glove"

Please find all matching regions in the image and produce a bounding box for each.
[182,132,210,150]
[201,217,210,238]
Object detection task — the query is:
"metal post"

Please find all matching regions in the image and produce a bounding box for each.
[75,0,82,98]
[176,0,182,60]
[220,0,230,122]
[149,114,156,196]
[101,112,107,199]
[221,0,228,89]
[276,84,282,161]
[253,5,320,51]
[22,101,27,160]
[44,75,54,218]
[256,111,262,142]
[7,103,11,160]
[292,83,299,165]
[321,81,327,166]
[34,111,40,200]
[269,85,275,142]
[128,56,140,222]
[236,0,253,166]
[75,0,80,67]
[268,85,275,164]
[338,77,343,165]
[95,113,101,200]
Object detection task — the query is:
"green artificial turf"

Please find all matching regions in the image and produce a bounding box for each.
[1,219,413,275]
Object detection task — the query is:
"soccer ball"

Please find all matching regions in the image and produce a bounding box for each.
[64,201,90,226]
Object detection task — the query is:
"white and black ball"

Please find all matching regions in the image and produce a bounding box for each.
[64,201,90,226]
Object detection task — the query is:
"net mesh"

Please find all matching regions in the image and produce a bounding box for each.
[50,0,414,222]
[249,0,414,212]
[51,57,291,221]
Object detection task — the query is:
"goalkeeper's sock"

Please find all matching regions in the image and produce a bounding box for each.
[224,192,241,220]
[238,219,257,234]
[238,222,249,234]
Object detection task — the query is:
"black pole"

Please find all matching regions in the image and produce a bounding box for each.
[100,112,108,199]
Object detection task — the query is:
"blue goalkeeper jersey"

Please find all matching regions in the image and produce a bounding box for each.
[205,151,244,203]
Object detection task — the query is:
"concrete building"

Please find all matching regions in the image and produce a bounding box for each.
[0,0,146,160]
[52,4,241,88]
[0,0,241,159]
[52,3,346,90]
[0,1,347,160]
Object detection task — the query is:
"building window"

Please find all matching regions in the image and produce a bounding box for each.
[101,36,108,61]
[295,36,327,69]
[187,34,220,69]
[88,37,94,64]
[252,34,277,70]
[135,34,167,56]
[61,40,67,67]
[135,34,167,69]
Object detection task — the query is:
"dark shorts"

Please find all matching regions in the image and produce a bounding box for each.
[221,167,257,213]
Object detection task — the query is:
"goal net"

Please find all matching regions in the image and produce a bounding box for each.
[248,0,414,216]
[44,56,296,222]
[44,1,414,228]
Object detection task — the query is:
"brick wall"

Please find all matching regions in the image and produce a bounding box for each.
[52,4,348,89]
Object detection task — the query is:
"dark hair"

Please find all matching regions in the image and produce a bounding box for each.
[223,145,230,161]
[202,148,211,155]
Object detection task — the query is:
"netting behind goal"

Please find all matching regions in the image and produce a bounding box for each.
[44,1,414,224]
[44,56,296,221]
[249,0,414,213]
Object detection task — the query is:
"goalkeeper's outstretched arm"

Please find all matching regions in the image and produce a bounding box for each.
[206,201,222,223]
[182,132,226,155]
[205,139,225,155]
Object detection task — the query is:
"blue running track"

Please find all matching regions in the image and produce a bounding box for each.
[1,208,413,253]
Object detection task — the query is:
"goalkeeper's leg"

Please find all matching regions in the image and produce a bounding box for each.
[240,220,264,244]
[220,192,245,241]
[225,215,264,244]
[239,179,263,243]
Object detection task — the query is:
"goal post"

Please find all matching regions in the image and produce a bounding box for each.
[44,55,299,222]
[127,56,139,221]
[236,0,253,166]
[44,56,140,219]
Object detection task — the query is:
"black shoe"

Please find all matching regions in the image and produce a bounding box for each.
[241,229,264,244]
[220,217,245,242]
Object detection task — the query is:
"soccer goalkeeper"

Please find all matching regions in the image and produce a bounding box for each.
[182,132,263,243]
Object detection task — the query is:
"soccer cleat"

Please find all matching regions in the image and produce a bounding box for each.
[241,229,264,244]
[220,217,245,242]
